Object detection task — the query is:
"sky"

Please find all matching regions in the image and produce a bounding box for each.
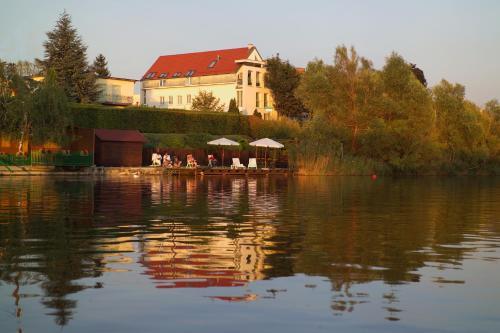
[1,0,499,105]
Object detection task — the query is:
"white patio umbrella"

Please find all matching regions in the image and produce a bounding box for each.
[207,137,240,167]
[249,138,284,168]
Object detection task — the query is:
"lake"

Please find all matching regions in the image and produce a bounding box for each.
[1,175,499,332]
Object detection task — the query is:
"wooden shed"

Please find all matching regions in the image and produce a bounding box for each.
[94,129,145,167]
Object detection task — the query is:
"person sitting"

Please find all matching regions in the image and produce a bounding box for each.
[208,154,217,168]
[186,154,197,168]
[173,156,182,167]
[152,152,162,166]
[163,154,172,167]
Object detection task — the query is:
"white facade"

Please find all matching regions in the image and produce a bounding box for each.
[141,45,277,120]
[96,77,136,106]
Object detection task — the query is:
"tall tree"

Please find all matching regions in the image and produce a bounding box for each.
[265,56,308,118]
[297,45,379,152]
[37,11,98,103]
[191,91,225,112]
[433,80,489,169]
[0,66,71,150]
[92,54,110,78]
[361,54,436,172]
[228,98,239,113]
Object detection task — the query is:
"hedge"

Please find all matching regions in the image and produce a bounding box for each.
[70,104,251,135]
[144,133,252,150]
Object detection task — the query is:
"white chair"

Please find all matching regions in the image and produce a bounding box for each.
[248,158,257,169]
[231,158,246,169]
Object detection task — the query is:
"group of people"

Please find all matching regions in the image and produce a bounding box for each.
[151,152,218,168]
[151,152,182,168]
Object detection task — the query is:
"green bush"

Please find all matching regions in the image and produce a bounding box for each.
[249,116,301,139]
[71,104,251,135]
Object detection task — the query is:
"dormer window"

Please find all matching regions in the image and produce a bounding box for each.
[145,72,156,79]
[172,72,181,78]
[185,70,196,77]
[208,60,217,68]
[159,72,168,78]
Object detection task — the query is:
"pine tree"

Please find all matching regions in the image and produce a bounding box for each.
[228,98,239,113]
[37,11,98,103]
[92,54,110,78]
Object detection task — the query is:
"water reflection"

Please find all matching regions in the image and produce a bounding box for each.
[0,176,499,331]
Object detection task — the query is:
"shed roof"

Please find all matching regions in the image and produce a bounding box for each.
[95,129,146,143]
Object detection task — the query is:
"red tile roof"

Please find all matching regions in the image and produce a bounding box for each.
[95,129,146,143]
[141,47,250,80]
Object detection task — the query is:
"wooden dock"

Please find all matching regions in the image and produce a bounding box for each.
[0,165,293,177]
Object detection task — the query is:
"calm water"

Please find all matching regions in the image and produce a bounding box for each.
[0,176,499,333]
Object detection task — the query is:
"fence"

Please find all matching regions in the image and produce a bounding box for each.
[1,151,93,167]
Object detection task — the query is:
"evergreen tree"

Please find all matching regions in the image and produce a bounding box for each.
[228,98,239,113]
[265,56,308,119]
[37,11,98,103]
[92,54,110,78]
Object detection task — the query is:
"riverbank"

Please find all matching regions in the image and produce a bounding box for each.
[0,166,294,177]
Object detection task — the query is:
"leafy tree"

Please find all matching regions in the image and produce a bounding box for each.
[92,54,110,78]
[265,55,308,118]
[31,69,72,144]
[485,99,500,120]
[37,11,98,103]
[433,80,489,170]
[228,98,239,113]
[360,54,436,172]
[191,91,225,112]
[410,63,427,87]
[0,67,71,150]
[297,45,379,152]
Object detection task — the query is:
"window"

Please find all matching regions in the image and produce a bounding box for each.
[143,90,146,104]
[159,72,168,78]
[172,72,181,78]
[208,60,217,68]
[237,73,243,85]
[159,79,166,87]
[247,71,252,86]
[256,72,261,87]
[177,95,182,104]
[187,94,192,104]
[237,91,243,107]
[168,96,173,105]
[160,96,165,105]
[264,93,268,108]
[256,92,260,108]
[185,70,195,77]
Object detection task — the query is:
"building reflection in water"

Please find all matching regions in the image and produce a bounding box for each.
[139,176,278,300]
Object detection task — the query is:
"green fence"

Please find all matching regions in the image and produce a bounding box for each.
[31,151,93,167]
[1,152,93,167]
[0,154,31,166]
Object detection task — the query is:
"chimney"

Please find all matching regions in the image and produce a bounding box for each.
[247,43,254,49]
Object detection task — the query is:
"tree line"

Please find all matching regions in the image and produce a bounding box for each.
[0,11,112,148]
[265,46,500,174]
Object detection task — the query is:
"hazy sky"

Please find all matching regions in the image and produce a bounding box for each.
[1,0,499,104]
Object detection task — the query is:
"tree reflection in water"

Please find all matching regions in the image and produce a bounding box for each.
[0,175,499,328]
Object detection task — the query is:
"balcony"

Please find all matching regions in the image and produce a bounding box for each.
[142,74,237,89]
[99,93,134,106]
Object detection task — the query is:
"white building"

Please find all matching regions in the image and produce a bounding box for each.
[96,77,137,106]
[140,44,277,119]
